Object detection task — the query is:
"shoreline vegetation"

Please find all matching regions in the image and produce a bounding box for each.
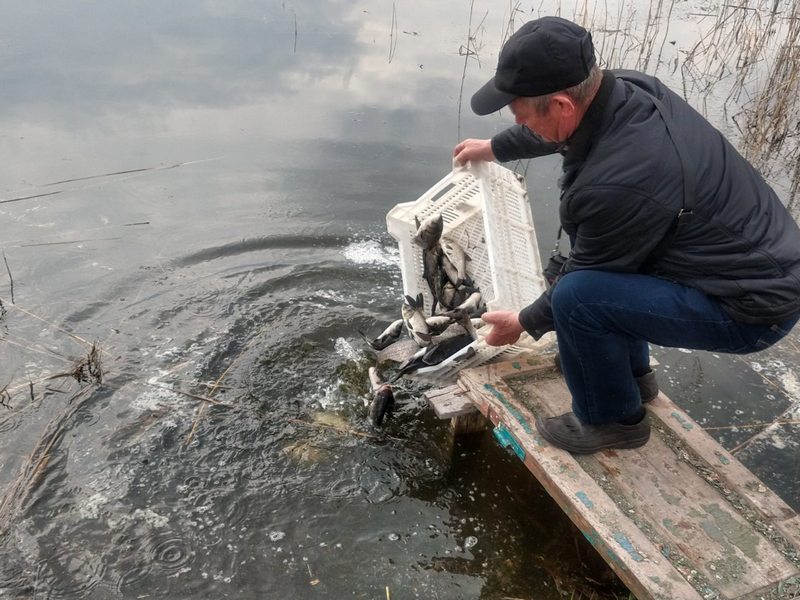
[459,0,800,213]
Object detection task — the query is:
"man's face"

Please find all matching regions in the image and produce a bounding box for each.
[509,96,571,143]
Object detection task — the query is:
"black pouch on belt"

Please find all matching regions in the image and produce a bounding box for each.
[544,226,567,286]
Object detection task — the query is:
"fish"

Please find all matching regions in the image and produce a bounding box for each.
[412,213,444,249]
[440,237,470,286]
[454,290,484,316]
[361,319,404,351]
[390,333,475,382]
[422,244,445,315]
[401,293,432,346]
[368,367,395,427]
[438,308,479,340]
[439,281,458,310]
[440,253,461,288]
[425,314,456,336]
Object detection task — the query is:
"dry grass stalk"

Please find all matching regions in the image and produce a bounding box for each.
[0,385,95,534]
[45,343,103,385]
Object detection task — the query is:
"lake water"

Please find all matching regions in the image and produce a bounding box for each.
[0,1,798,598]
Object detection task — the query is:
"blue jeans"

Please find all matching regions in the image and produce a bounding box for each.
[551,270,799,424]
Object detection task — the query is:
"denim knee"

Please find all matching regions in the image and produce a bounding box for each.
[551,271,596,321]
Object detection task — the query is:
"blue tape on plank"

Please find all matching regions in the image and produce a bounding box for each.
[493,425,525,461]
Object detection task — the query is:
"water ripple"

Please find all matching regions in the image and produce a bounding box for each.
[34,548,107,599]
[146,534,195,574]
[113,562,152,595]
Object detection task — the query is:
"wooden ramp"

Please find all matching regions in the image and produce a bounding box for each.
[448,354,800,600]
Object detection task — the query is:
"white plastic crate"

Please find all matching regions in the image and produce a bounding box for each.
[386,160,551,384]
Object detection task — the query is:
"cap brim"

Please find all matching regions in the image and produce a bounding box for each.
[470,76,516,116]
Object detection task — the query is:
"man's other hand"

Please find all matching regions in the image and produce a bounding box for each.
[481,311,524,346]
[453,139,495,165]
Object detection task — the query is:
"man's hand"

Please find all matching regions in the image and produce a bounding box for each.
[481,311,525,346]
[453,138,495,165]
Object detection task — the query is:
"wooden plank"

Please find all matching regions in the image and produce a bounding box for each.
[648,396,800,527]
[458,362,800,600]
[459,367,704,600]
[424,385,477,419]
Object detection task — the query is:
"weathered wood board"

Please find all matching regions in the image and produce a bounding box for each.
[457,354,800,600]
[423,384,477,419]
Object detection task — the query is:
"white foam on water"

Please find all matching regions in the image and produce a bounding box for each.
[79,493,109,520]
[131,385,181,412]
[313,380,342,410]
[316,289,347,303]
[342,240,399,267]
[131,508,170,528]
[334,337,359,361]
[780,368,800,416]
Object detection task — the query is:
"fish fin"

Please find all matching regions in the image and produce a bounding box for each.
[357,329,379,351]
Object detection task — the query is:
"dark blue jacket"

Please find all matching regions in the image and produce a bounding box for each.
[491,70,800,336]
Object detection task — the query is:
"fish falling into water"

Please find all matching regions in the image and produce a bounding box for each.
[401,293,432,347]
[361,318,404,351]
[361,211,487,386]
[368,367,395,427]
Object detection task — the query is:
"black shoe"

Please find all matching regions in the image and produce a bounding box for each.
[535,411,650,454]
[552,354,659,403]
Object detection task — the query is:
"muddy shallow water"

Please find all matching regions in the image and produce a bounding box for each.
[0,1,798,598]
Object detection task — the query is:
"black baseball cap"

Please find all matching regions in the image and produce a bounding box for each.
[471,17,596,116]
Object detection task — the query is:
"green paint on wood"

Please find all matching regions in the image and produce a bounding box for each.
[660,488,682,506]
[662,518,677,535]
[575,491,594,509]
[483,383,534,433]
[613,532,644,562]
[714,450,731,465]
[670,411,694,430]
[493,425,526,461]
[700,502,761,561]
[511,361,522,370]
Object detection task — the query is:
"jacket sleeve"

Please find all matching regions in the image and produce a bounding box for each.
[491,125,561,163]
[518,289,554,340]
[517,187,677,340]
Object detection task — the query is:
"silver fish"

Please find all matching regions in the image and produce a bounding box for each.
[455,291,484,315]
[440,237,470,286]
[412,214,444,249]
[440,253,461,288]
[422,244,445,315]
[438,308,478,340]
[390,333,475,382]
[401,293,432,346]
[363,319,404,351]
[439,281,458,310]
[425,314,455,336]
[368,367,395,427]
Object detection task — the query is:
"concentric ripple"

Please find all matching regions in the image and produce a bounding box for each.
[145,534,195,574]
[34,548,107,599]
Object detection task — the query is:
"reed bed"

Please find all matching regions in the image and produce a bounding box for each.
[562,0,800,214]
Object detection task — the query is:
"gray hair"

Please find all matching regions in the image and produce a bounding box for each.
[526,65,602,114]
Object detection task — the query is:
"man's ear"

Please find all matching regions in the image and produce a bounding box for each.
[551,93,577,117]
